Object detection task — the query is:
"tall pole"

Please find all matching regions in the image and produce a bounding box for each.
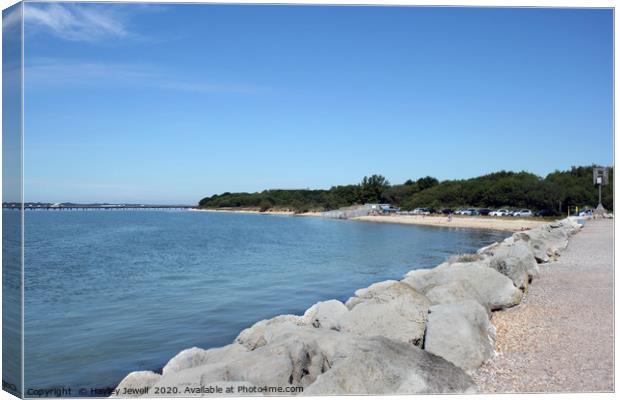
[598,183,602,208]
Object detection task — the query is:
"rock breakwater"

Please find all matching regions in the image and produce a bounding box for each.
[113,218,582,396]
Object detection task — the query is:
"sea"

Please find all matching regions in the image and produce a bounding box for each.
[6,210,508,393]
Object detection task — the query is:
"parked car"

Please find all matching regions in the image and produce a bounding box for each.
[441,208,454,215]
[490,209,510,216]
[534,209,557,217]
[459,208,478,216]
[578,209,593,217]
[412,208,431,215]
[478,208,491,216]
[513,209,533,217]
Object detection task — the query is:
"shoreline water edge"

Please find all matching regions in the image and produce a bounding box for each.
[190,208,547,232]
[112,216,586,396]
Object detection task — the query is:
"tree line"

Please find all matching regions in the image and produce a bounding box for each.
[198,165,613,214]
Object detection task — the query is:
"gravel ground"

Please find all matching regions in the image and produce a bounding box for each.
[472,219,614,393]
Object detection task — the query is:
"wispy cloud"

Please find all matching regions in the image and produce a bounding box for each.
[24,3,130,42]
[26,58,275,96]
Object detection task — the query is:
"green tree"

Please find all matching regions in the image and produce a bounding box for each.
[359,175,390,203]
[416,176,439,191]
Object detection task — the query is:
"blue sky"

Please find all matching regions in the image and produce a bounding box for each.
[20,3,613,204]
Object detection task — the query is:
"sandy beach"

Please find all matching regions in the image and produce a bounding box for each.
[353,215,547,232]
[191,209,549,231]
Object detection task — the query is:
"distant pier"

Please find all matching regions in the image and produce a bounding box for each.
[2,203,195,211]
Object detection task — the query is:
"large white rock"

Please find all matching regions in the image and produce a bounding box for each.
[339,280,430,346]
[235,300,349,351]
[424,280,489,314]
[304,336,475,395]
[344,280,428,309]
[402,261,522,311]
[482,240,539,290]
[153,327,343,393]
[112,371,162,397]
[235,314,304,350]
[424,301,495,373]
[162,344,248,376]
[513,218,578,263]
[301,300,348,329]
[115,328,474,396]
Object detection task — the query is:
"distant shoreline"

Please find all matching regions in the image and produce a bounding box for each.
[353,214,547,232]
[190,208,548,232]
[189,208,321,217]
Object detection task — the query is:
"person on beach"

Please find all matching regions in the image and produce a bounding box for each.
[448,212,452,222]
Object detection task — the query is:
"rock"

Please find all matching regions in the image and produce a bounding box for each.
[304,336,475,394]
[338,297,429,347]
[136,330,474,396]
[482,240,539,290]
[113,371,162,397]
[513,229,553,263]
[340,280,430,346]
[344,280,429,309]
[162,344,247,376]
[301,300,348,329]
[513,218,579,263]
[403,261,522,311]
[424,280,489,314]
[424,301,495,373]
[154,327,343,392]
[235,314,304,350]
[195,381,263,396]
[235,300,349,351]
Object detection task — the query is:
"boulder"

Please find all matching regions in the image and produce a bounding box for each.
[235,300,349,351]
[301,300,348,329]
[162,344,248,376]
[304,336,475,395]
[116,329,474,396]
[482,240,539,290]
[344,280,429,309]
[340,280,430,346]
[424,301,495,373]
[513,219,578,263]
[154,327,343,392]
[113,371,162,397]
[338,296,429,347]
[235,314,304,350]
[424,280,489,315]
[402,261,522,311]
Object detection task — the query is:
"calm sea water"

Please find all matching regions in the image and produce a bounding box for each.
[22,210,508,392]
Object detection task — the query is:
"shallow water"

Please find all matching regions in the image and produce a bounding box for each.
[22,210,507,392]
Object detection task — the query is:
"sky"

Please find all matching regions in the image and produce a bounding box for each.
[14,3,614,204]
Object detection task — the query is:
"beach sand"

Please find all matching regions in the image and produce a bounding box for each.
[191,209,548,231]
[353,215,547,232]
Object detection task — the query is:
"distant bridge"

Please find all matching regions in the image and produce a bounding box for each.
[3,204,196,211]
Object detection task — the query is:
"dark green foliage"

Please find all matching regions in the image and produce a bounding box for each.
[198,166,613,213]
[416,176,440,191]
[402,166,613,212]
[359,174,391,203]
